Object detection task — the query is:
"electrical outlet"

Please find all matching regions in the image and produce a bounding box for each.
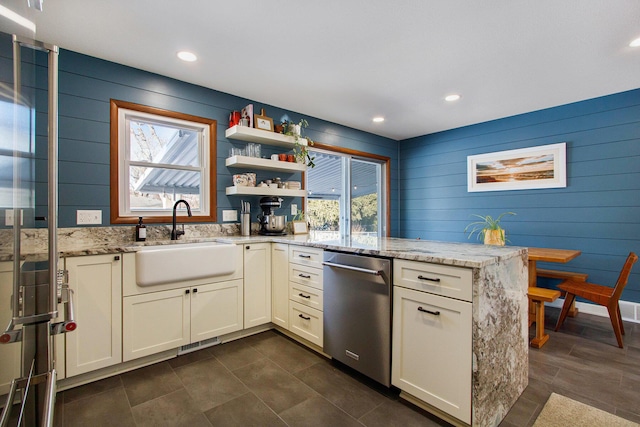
[5,209,23,226]
[76,210,102,225]
[291,204,298,216]
[222,209,237,222]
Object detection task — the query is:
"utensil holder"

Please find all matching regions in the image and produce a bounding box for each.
[241,213,250,236]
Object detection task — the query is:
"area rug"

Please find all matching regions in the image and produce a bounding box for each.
[533,393,638,427]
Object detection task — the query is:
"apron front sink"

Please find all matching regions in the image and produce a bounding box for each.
[135,242,237,286]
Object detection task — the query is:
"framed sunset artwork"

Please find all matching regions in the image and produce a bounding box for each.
[467,142,566,192]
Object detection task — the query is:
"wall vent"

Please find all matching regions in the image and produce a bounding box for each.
[178,337,221,355]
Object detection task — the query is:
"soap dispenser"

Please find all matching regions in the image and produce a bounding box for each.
[135,217,146,242]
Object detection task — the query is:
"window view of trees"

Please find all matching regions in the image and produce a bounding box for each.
[307,193,378,235]
[305,151,383,238]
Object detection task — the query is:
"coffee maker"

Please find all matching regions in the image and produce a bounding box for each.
[258,196,286,235]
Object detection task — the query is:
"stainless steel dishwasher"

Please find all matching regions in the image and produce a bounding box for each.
[323,250,392,387]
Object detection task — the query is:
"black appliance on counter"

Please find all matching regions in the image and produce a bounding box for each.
[257,196,286,235]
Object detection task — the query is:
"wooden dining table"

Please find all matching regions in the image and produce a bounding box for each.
[527,247,582,287]
[527,247,582,320]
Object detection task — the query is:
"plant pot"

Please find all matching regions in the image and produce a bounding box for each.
[484,229,505,246]
[287,123,301,137]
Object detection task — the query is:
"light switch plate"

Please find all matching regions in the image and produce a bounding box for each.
[291,204,298,216]
[76,210,102,225]
[222,209,237,221]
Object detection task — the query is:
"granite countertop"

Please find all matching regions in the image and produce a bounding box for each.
[55,235,525,269]
[1,227,526,268]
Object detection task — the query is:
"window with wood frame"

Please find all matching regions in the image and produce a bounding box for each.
[110,99,217,224]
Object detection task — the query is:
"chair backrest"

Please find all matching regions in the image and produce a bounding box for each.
[612,252,638,301]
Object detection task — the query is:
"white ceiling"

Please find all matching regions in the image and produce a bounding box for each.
[4,0,640,140]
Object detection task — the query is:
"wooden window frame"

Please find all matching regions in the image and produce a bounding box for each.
[110,99,217,224]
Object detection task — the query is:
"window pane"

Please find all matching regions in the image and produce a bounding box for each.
[130,166,201,211]
[307,153,342,240]
[351,159,379,236]
[129,119,200,167]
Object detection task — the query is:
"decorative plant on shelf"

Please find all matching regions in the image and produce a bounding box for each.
[284,118,315,168]
[464,212,516,246]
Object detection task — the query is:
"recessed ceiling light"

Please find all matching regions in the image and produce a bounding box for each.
[630,37,640,48]
[445,94,461,102]
[177,51,197,62]
[372,117,384,123]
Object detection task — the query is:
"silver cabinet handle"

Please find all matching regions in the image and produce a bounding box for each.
[322,261,382,276]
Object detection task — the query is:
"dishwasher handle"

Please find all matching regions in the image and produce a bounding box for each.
[322,261,382,276]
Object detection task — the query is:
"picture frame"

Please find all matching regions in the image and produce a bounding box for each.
[467,142,566,192]
[254,114,274,132]
[292,220,308,234]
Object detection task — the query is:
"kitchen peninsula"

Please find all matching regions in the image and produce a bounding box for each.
[1,228,528,426]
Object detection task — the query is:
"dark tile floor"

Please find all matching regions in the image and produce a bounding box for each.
[44,308,640,426]
[502,306,640,426]
[52,330,444,427]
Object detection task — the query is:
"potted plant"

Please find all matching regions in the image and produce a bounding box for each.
[284,119,315,168]
[464,212,516,245]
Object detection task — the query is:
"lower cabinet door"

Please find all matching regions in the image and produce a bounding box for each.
[65,254,122,377]
[392,286,472,424]
[191,279,243,341]
[289,301,323,347]
[271,243,289,329]
[244,243,272,328]
[123,288,190,362]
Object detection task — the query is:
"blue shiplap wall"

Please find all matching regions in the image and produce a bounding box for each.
[399,89,640,302]
[0,34,399,234]
[55,49,399,232]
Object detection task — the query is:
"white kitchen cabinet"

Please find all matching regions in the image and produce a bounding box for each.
[65,254,122,377]
[191,280,244,341]
[122,279,243,362]
[392,285,472,425]
[244,243,272,328]
[123,287,190,361]
[289,245,323,269]
[289,301,323,347]
[121,248,244,362]
[287,245,324,347]
[271,243,289,329]
[0,262,20,395]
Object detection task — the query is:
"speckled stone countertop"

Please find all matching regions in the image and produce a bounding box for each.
[0,226,526,268]
[221,235,527,268]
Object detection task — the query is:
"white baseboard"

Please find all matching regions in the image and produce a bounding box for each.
[548,299,640,324]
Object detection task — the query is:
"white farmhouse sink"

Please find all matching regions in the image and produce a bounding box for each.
[136,242,237,286]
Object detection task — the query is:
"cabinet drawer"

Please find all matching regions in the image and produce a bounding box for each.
[289,246,323,269]
[289,282,323,311]
[289,263,323,289]
[289,301,323,347]
[393,259,473,302]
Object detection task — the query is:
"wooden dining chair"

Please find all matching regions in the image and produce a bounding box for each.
[554,252,638,348]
